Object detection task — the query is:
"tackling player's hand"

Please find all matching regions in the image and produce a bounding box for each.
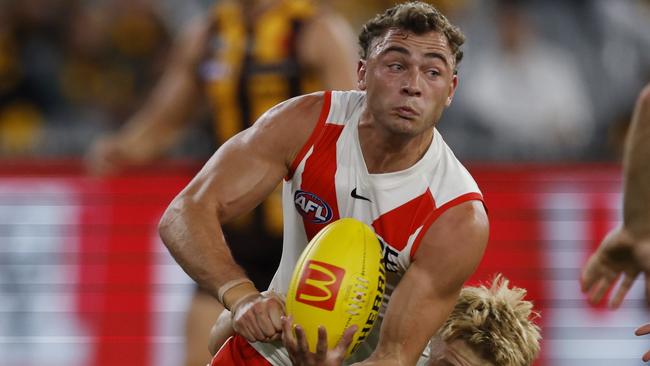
[581,226,650,307]
[231,291,285,342]
[281,315,356,366]
[635,323,650,362]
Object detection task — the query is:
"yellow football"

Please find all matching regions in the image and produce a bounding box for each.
[285,218,386,357]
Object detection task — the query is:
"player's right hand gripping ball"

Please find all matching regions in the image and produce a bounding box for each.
[286,218,386,358]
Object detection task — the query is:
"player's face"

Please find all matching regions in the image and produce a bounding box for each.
[428,338,495,366]
[358,29,458,137]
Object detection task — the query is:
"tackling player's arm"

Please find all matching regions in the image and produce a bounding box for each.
[358,200,488,366]
[298,7,358,90]
[209,309,234,355]
[159,93,325,342]
[86,16,209,175]
[581,84,650,307]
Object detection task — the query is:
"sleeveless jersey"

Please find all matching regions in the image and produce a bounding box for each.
[199,0,321,238]
[251,90,484,365]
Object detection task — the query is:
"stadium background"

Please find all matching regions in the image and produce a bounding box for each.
[1,0,650,365]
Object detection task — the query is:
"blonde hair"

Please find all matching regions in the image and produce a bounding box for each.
[436,274,541,366]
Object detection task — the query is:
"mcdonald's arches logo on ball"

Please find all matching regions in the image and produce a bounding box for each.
[295,260,345,311]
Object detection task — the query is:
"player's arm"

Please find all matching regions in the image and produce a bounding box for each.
[622,85,650,245]
[298,8,358,90]
[581,84,650,307]
[86,16,209,175]
[159,92,324,342]
[209,309,234,355]
[358,200,489,366]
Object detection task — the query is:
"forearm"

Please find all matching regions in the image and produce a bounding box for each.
[159,197,251,299]
[116,71,202,164]
[116,110,186,164]
[209,309,234,355]
[623,85,650,238]
[361,292,456,366]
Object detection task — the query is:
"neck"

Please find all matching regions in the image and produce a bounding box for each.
[358,111,434,174]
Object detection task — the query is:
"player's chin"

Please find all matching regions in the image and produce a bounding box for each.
[389,120,425,136]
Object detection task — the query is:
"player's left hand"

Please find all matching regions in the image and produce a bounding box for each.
[281,315,356,366]
[635,323,650,362]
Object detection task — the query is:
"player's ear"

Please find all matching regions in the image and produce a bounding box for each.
[357,60,367,90]
[445,74,459,107]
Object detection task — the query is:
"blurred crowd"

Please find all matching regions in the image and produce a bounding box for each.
[0,0,649,161]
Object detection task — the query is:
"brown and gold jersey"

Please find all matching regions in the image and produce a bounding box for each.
[198,0,323,242]
[200,0,321,143]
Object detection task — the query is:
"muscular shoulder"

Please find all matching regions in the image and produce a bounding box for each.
[414,201,489,294]
[244,92,327,169]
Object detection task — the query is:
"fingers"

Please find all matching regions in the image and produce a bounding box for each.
[281,317,352,366]
[637,325,650,364]
[294,324,311,354]
[281,315,298,355]
[586,277,612,305]
[232,295,285,342]
[635,323,650,336]
[580,256,599,293]
[233,317,262,342]
[86,137,125,176]
[334,325,357,355]
[610,272,639,308]
[315,326,328,358]
[267,298,285,334]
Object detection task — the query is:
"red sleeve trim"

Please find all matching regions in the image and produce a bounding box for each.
[409,192,485,260]
[285,91,332,181]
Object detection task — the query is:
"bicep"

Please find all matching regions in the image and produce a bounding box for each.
[180,125,289,223]
[176,94,324,222]
[373,201,488,364]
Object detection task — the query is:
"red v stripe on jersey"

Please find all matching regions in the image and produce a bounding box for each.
[372,189,436,251]
[286,91,332,180]
[299,123,344,240]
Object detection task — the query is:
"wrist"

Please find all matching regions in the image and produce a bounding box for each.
[220,279,259,311]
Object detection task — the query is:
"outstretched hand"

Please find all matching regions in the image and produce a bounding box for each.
[281,315,357,366]
[580,226,650,308]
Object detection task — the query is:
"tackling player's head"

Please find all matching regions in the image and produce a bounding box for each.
[428,274,541,366]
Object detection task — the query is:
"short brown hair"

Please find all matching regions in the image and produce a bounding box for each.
[358,1,465,70]
[436,274,541,366]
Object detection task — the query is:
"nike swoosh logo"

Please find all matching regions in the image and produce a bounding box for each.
[351,188,371,202]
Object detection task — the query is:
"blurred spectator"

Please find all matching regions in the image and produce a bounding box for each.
[443,0,594,161]
[0,0,71,155]
[61,0,170,120]
[591,0,650,159]
[0,0,172,157]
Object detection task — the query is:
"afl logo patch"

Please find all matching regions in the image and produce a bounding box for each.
[294,190,333,224]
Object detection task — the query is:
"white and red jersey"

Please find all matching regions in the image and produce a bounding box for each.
[251,90,483,365]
